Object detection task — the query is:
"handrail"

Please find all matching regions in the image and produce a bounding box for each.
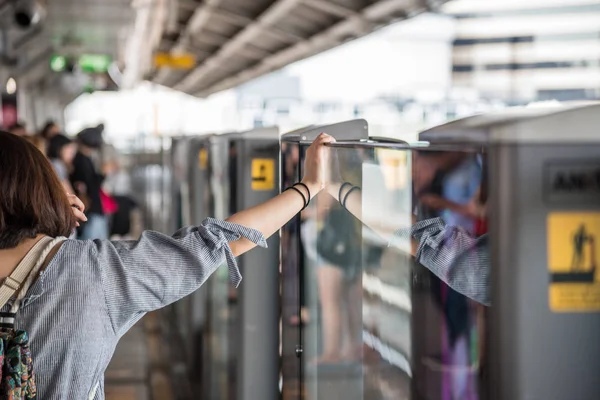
[318,140,484,152]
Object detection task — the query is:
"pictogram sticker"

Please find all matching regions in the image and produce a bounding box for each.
[547,212,600,312]
[251,159,275,191]
[198,148,208,170]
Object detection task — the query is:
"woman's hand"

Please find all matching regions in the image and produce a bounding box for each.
[67,193,88,227]
[301,133,335,198]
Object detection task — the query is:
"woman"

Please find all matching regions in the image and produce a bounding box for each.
[47,134,77,193]
[70,128,110,240]
[0,130,333,399]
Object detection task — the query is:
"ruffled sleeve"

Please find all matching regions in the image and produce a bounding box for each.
[95,219,267,335]
[390,218,491,306]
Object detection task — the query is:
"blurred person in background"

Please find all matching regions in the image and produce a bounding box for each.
[24,134,46,156]
[40,120,61,140]
[309,149,364,365]
[91,124,120,184]
[47,134,77,193]
[312,195,363,364]
[8,122,27,137]
[70,127,109,240]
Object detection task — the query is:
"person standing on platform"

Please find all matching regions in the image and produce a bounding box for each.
[70,127,109,240]
[0,130,333,399]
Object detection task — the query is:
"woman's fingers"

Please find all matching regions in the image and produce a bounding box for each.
[67,193,85,212]
[67,193,88,223]
[72,207,88,222]
[317,132,335,144]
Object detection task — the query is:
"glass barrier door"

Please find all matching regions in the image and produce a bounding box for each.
[282,138,489,400]
[280,139,304,399]
[280,120,369,400]
[203,135,233,400]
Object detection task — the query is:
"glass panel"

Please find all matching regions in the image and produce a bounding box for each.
[293,144,489,400]
[203,138,237,400]
[281,141,304,399]
[408,148,488,400]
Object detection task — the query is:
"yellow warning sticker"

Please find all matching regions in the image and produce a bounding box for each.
[547,212,600,312]
[251,159,275,191]
[198,148,207,170]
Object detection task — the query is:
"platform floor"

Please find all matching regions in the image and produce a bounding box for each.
[105,312,174,400]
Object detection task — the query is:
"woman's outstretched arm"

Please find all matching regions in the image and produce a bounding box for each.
[226,133,333,256]
[92,133,335,334]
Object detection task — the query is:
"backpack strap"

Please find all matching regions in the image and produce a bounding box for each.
[0,237,67,315]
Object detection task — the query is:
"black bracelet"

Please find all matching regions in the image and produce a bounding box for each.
[338,182,352,204]
[342,186,360,209]
[284,186,308,211]
[294,182,311,206]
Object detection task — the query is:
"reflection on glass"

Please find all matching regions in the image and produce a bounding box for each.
[281,141,304,399]
[281,143,490,400]
[408,150,487,400]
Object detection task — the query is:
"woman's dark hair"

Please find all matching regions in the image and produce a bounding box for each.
[47,134,73,159]
[0,130,75,249]
[40,120,57,139]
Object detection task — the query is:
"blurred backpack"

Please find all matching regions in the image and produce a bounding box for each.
[316,204,361,269]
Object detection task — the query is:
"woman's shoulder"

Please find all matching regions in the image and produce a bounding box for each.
[51,239,104,268]
[40,239,107,285]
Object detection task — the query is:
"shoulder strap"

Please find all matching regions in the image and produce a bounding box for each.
[0,237,66,312]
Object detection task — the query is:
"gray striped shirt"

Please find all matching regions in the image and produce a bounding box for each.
[6,218,266,399]
[392,217,490,306]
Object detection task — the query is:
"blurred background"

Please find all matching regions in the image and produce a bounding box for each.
[2,0,599,144]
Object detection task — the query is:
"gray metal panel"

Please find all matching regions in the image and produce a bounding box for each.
[208,134,233,221]
[169,137,191,233]
[281,119,369,142]
[179,134,215,371]
[419,102,600,144]
[188,135,215,224]
[228,126,280,140]
[234,136,281,400]
[490,143,600,400]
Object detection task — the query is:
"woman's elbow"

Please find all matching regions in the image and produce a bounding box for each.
[228,238,256,257]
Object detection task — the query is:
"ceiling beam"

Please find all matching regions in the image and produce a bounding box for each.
[260,25,306,44]
[153,0,223,85]
[211,8,252,26]
[194,0,427,97]
[237,44,272,60]
[301,0,363,19]
[173,0,302,91]
[191,29,229,47]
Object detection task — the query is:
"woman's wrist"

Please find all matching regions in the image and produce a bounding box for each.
[300,179,322,200]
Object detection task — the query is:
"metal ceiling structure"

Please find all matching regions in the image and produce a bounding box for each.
[1,0,448,101]
[148,0,448,97]
[0,0,134,100]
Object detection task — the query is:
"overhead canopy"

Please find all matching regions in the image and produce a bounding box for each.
[149,0,447,97]
[1,0,448,100]
[0,0,132,99]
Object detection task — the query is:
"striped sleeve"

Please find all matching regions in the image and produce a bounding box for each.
[96,218,267,334]
[391,218,491,306]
